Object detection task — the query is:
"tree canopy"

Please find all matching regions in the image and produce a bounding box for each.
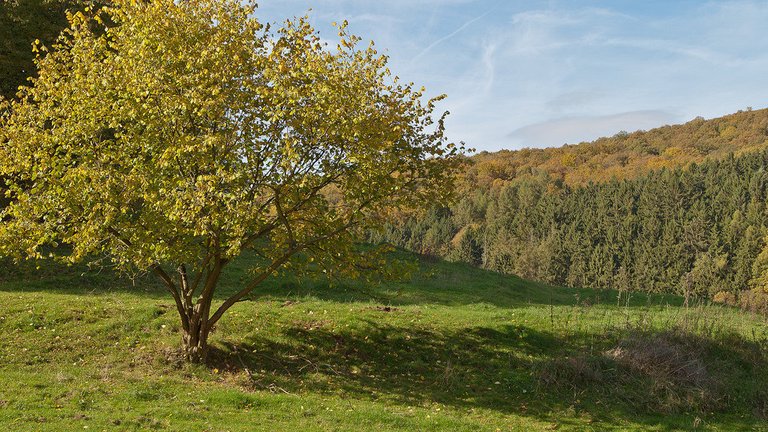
[0,0,464,360]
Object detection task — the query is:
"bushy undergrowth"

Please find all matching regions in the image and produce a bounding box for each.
[714,288,768,314]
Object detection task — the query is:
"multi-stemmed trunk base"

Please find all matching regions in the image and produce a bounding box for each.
[182,325,210,363]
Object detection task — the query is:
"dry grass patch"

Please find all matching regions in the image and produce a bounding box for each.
[604,330,723,412]
[537,327,767,415]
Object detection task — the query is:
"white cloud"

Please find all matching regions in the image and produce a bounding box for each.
[507,110,681,148]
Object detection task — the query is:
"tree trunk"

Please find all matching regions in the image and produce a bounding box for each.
[182,318,211,363]
[173,259,223,363]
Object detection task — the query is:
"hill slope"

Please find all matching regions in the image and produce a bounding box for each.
[380,112,768,302]
[467,108,768,188]
[1,255,767,431]
[382,148,768,297]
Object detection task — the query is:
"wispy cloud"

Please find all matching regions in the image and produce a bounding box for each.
[598,37,728,65]
[255,0,768,151]
[507,110,681,148]
[480,40,497,94]
[410,9,494,64]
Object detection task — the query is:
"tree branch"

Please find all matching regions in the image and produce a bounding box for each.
[107,226,189,331]
[209,219,361,327]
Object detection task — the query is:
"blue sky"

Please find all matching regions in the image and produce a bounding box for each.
[256,0,768,151]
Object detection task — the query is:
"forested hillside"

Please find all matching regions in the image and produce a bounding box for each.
[467,108,768,187]
[375,113,768,307]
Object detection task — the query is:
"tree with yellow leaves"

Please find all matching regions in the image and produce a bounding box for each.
[0,0,464,361]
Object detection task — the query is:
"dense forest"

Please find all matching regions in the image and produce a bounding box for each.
[375,114,768,309]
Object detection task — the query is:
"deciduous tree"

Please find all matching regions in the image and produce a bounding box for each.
[0,0,464,361]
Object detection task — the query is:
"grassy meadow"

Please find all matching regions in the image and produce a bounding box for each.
[1,253,767,431]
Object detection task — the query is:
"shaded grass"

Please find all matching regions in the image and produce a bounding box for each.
[0,252,767,431]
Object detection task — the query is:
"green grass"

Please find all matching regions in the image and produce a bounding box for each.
[1,254,767,431]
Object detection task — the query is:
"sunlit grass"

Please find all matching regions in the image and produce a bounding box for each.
[1,254,767,431]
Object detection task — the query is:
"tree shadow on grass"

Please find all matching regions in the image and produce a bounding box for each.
[0,262,170,298]
[210,321,558,410]
[205,320,766,430]
[1,259,762,428]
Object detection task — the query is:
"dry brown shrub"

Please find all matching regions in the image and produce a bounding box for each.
[605,333,708,388]
[536,329,739,413]
[712,290,736,305]
[737,289,768,314]
[604,330,724,412]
